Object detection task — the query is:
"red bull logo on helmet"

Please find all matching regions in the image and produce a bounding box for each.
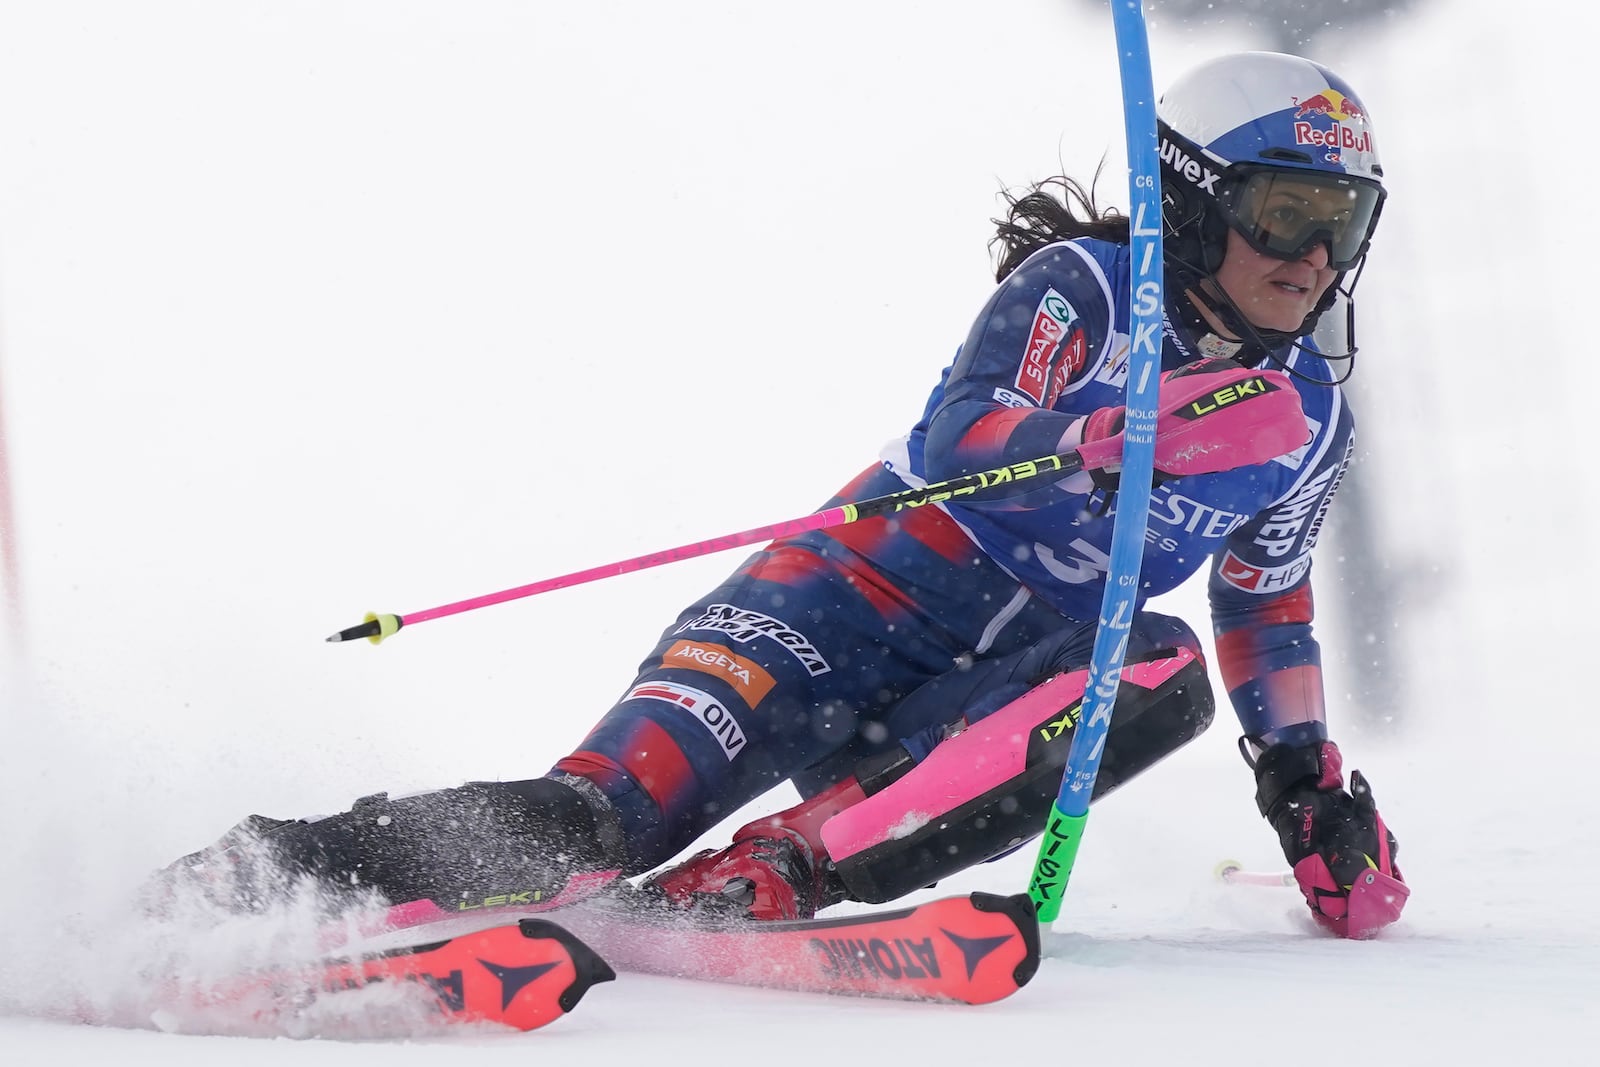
[1289,89,1372,159]
[1292,90,1365,123]
[1293,121,1373,155]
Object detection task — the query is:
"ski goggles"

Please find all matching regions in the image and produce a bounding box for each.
[1216,166,1385,271]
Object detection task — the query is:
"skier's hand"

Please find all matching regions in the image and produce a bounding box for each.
[1076,358,1307,488]
[1247,738,1408,939]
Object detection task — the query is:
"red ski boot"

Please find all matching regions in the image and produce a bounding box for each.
[645,777,863,920]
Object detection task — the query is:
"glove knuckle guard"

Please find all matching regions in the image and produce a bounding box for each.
[1078,359,1308,481]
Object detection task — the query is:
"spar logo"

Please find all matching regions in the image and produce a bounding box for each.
[1015,288,1086,406]
[1290,89,1372,162]
[625,680,748,760]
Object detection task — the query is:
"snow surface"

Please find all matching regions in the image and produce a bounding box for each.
[1,1,1595,1063]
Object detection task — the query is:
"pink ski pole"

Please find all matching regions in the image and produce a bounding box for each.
[1214,860,1295,887]
[327,449,1086,645]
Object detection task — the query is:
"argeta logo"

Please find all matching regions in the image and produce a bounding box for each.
[661,640,776,706]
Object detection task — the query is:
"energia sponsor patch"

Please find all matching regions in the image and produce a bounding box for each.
[674,604,831,676]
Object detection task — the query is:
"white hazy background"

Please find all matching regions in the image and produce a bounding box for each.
[0,1,1594,1063]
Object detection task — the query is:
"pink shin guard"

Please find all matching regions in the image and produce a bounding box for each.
[820,649,1208,903]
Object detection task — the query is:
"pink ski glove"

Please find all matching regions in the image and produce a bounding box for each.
[1074,357,1309,487]
[1249,739,1409,939]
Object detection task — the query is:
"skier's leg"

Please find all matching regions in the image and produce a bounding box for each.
[826,622,1215,903]
[550,531,966,874]
[160,540,956,916]
[646,612,1215,914]
[157,467,1026,917]
[155,774,629,914]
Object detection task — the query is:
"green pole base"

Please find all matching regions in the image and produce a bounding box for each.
[1028,804,1088,923]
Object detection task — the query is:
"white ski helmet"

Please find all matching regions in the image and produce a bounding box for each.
[1157,52,1385,333]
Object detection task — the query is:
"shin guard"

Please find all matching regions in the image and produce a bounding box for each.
[821,648,1213,903]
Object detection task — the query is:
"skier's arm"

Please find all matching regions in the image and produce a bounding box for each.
[1209,415,1407,937]
[1207,421,1355,745]
[1209,569,1326,745]
[918,244,1308,510]
[920,244,1112,510]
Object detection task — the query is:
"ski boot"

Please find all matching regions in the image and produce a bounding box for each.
[151,774,628,916]
[644,777,860,920]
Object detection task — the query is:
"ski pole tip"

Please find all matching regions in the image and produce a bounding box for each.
[325,612,403,646]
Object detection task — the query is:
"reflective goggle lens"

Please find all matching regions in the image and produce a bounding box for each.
[1221,169,1384,270]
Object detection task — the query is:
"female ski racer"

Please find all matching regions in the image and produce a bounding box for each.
[169,51,1407,940]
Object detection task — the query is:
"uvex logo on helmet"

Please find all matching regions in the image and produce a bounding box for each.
[1158,137,1221,196]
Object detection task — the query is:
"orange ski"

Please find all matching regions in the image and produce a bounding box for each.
[553,890,1040,1004]
[204,918,614,1033]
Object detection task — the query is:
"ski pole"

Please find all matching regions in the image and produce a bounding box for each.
[326,449,1087,645]
[0,344,22,656]
[1215,860,1296,888]
[1025,0,1164,922]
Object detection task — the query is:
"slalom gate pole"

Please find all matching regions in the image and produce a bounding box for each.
[1026,0,1165,921]
[327,449,1087,645]
[0,344,21,655]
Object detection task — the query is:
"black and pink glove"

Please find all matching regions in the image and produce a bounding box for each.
[1247,738,1409,939]
[1075,358,1308,489]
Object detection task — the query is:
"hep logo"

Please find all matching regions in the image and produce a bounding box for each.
[1292,90,1366,123]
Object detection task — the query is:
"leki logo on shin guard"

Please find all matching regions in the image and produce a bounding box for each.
[1035,701,1084,743]
[1178,375,1276,419]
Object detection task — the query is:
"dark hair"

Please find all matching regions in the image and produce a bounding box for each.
[990,173,1129,283]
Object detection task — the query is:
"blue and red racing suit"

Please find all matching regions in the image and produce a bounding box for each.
[556,238,1354,871]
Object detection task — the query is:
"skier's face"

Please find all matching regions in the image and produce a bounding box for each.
[1211,228,1336,334]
